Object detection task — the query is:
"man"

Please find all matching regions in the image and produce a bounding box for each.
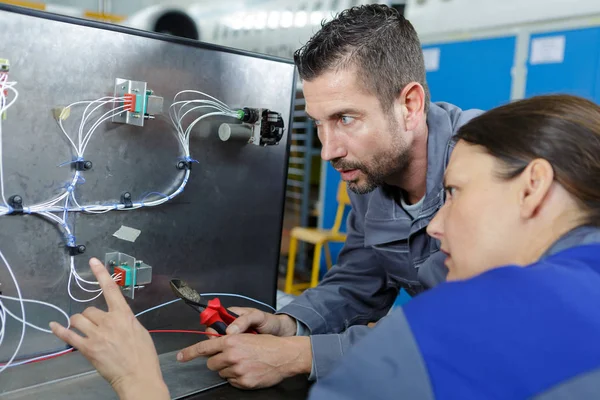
[174,4,481,389]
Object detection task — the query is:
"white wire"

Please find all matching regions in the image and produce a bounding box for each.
[67,272,103,303]
[0,250,26,374]
[184,111,237,145]
[133,292,276,320]
[0,300,6,348]
[5,348,73,368]
[134,298,181,318]
[80,106,127,154]
[78,98,125,150]
[200,293,277,313]
[173,90,232,110]
[0,78,18,207]
[0,295,70,334]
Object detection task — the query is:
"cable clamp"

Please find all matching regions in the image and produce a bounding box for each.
[67,244,87,256]
[121,191,133,208]
[74,159,93,171]
[176,157,198,171]
[7,195,23,215]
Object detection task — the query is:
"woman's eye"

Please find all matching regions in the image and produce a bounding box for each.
[444,186,456,198]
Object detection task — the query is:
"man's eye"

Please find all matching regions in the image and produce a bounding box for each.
[444,186,456,198]
[340,116,354,125]
[313,119,322,127]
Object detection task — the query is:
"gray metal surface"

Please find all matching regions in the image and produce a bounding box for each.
[0,5,294,397]
[2,350,227,399]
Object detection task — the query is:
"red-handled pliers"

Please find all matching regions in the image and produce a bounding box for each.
[170,279,257,335]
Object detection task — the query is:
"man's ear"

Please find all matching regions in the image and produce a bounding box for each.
[397,82,426,131]
[519,159,555,219]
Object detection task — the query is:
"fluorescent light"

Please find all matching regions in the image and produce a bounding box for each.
[243,13,255,30]
[267,11,280,29]
[254,12,268,29]
[310,11,324,25]
[281,11,294,28]
[294,11,308,27]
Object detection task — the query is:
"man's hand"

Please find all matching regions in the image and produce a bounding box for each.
[205,307,297,338]
[50,258,169,400]
[177,334,312,389]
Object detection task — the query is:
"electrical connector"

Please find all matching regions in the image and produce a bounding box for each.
[113,265,132,287]
[112,78,163,127]
[105,252,153,299]
[123,93,136,113]
[0,58,9,72]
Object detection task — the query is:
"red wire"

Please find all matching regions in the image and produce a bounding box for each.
[0,330,220,367]
[148,329,222,337]
[27,348,74,364]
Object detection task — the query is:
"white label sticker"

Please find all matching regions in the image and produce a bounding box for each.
[423,47,441,72]
[530,36,566,65]
[113,225,142,243]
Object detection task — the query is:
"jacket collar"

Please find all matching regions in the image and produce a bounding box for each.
[542,226,600,258]
[363,103,456,245]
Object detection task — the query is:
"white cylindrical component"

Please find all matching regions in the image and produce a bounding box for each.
[219,123,252,142]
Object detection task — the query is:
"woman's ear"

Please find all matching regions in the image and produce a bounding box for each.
[519,159,555,219]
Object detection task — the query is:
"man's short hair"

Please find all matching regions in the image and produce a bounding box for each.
[294,4,430,112]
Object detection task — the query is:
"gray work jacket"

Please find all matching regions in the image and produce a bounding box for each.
[277,102,483,380]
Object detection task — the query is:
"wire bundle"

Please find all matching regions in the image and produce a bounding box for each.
[0,77,260,373]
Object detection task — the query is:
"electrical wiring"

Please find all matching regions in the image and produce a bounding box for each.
[148,330,221,337]
[0,249,26,374]
[0,78,267,375]
[0,74,18,209]
[0,290,271,368]
[0,294,70,334]
[200,293,277,313]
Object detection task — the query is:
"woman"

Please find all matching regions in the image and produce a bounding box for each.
[51,94,600,399]
[309,94,600,399]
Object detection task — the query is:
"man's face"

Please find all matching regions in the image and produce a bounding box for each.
[303,68,411,194]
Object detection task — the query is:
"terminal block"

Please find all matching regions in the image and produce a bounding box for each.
[112,78,164,127]
[104,251,153,299]
[236,107,285,146]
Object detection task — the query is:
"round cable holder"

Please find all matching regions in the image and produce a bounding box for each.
[121,191,133,208]
[8,195,24,215]
[176,157,198,171]
[74,159,93,171]
[67,244,86,256]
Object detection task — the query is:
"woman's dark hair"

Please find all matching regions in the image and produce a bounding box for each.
[456,94,600,225]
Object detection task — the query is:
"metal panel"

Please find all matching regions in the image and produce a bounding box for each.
[0,4,294,397]
[423,36,516,110]
[525,27,600,102]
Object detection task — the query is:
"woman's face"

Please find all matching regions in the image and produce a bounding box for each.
[427,141,524,281]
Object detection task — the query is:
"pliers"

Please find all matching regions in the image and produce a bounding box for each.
[170,279,257,335]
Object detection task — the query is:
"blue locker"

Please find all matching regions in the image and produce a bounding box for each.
[525,27,600,102]
[423,36,516,111]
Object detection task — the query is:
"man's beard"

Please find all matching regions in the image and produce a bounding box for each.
[331,128,410,194]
